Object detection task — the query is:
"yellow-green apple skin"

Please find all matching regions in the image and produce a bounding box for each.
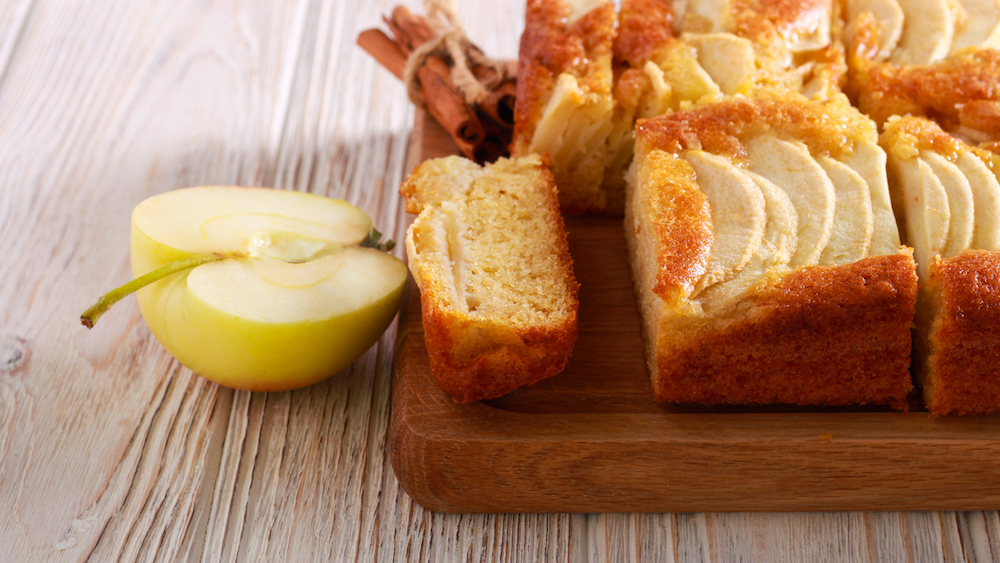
[129,186,407,392]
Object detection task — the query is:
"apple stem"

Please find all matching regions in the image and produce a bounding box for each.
[81,253,226,328]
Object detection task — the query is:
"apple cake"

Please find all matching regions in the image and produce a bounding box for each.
[625,95,917,407]
[881,116,1000,415]
[401,154,580,403]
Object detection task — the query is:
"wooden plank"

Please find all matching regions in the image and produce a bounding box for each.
[390,110,1000,514]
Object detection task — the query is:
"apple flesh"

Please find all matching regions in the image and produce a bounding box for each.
[120,186,406,391]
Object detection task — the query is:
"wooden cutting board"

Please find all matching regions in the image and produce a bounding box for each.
[390,112,1000,514]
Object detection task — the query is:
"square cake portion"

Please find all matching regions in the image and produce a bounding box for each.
[401,154,579,403]
[881,116,1000,415]
[625,94,917,407]
[511,0,616,214]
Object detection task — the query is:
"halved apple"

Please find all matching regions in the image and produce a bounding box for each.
[86,186,407,392]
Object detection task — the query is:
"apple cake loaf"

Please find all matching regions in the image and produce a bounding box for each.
[401,154,579,403]
[881,116,1000,415]
[625,94,918,407]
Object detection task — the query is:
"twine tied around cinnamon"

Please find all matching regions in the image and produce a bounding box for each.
[402,0,512,110]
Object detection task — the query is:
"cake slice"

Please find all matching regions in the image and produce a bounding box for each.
[625,94,916,407]
[401,154,580,403]
[882,116,1000,415]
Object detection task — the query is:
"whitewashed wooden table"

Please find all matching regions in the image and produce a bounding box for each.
[1,0,998,561]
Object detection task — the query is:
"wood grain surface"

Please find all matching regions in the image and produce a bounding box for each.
[1,0,998,561]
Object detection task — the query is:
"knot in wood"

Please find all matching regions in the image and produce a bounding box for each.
[0,335,28,372]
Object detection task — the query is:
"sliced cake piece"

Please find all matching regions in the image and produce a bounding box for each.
[512,0,616,214]
[401,154,580,403]
[626,94,915,407]
[881,116,1000,415]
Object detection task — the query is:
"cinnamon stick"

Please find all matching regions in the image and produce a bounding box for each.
[357,29,406,80]
[358,5,516,163]
[388,5,436,50]
[420,56,485,149]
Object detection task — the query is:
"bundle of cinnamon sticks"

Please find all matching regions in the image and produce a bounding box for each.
[357,5,516,164]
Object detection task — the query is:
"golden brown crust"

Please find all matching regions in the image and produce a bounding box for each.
[614,0,676,68]
[856,49,1000,133]
[653,254,917,407]
[636,94,875,162]
[729,0,830,44]
[879,115,963,160]
[922,251,1000,415]
[636,150,713,300]
[419,297,578,403]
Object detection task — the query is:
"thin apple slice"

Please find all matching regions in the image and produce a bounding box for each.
[816,156,874,266]
[530,72,614,209]
[955,150,1000,250]
[890,0,955,64]
[921,151,975,258]
[845,0,905,60]
[837,140,901,256]
[698,170,799,312]
[683,33,755,95]
[648,49,720,115]
[745,136,836,268]
[951,0,1000,52]
[745,171,799,268]
[683,150,767,294]
[889,156,951,280]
